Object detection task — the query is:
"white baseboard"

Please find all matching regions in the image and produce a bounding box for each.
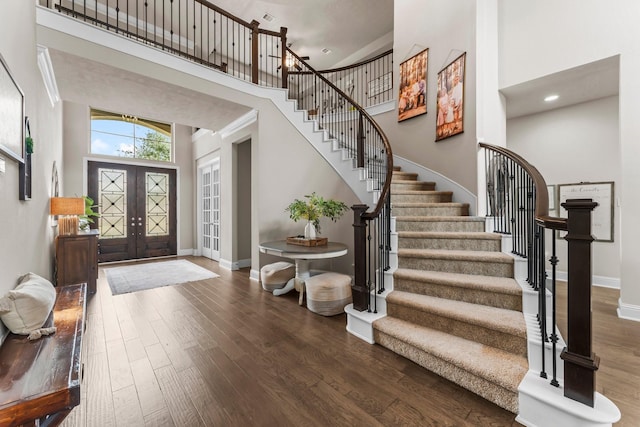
[345,304,385,344]
[548,270,620,289]
[617,298,640,322]
[517,371,620,427]
[250,269,260,282]
[219,258,251,271]
[366,100,395,116]
[178,248,194,256]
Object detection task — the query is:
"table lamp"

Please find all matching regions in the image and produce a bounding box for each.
[50,197,85,235]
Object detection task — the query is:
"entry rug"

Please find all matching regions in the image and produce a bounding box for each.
[105,259,219,295]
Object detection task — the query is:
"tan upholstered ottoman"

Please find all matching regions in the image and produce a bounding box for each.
[304,272,352,316]
[260,262,295,292]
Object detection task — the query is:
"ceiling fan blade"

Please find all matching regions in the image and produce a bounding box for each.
[300,56,310,61]
[294,63,302,71]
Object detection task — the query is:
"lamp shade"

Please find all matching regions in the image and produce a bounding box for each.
[50,197,85,215]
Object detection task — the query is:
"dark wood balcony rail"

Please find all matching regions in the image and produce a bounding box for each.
[40,0,289,87]
[480,142,599,408]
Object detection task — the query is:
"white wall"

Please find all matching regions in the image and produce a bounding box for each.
[254,104,359,276]
[507,96,621,282]
[194,102,360,277]
[375,0,478,194]
[0,3,63,335]
[499,0,640,317]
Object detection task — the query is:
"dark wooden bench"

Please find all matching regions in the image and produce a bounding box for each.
[0,283,86,427]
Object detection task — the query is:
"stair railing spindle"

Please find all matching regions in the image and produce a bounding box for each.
[537,222,547,379]
[550,233,559,387]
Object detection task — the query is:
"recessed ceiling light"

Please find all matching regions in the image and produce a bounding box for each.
[544,94,559,102]
[321,48,332,55]
[263,13,274,22]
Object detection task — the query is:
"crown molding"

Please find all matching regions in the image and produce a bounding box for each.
[37,45,60,107]
[219,109,258,139]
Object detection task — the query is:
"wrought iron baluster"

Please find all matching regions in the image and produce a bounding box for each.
[367,221,372,312]
[550,232,560,387]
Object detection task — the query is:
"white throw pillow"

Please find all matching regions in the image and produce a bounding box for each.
[0,272,57,339]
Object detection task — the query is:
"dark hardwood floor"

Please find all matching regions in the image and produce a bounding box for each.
[60,257,636,426]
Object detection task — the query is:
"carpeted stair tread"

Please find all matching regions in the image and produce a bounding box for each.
[398,248,514,264]
[393,268,521,296]
[397,231,501,241]
[391,191,455,204]
[392,190,453,196]
[396,216,485,223]
[393,202,468,208]
[386,291,526,338]
[397,231,502,251]
[373,316,528,394]
[392,171,419,180]
[392,179,436,185]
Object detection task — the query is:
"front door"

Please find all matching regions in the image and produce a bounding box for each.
[88,161,177,262]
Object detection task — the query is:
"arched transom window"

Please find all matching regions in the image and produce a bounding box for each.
[90,108,172,162]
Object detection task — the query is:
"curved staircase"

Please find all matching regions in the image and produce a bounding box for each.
[373,167,529,413]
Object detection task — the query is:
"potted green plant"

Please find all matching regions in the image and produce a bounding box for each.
[25,136,34,155]
[79,196,99,231]
[285,192,349,239]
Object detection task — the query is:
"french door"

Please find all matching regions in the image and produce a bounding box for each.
[88,161,177,262]
[200,160,220,261]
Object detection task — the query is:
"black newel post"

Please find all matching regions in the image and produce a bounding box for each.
[280,26,288,89]
[560,198,599,407]
[250,20,260,84]
[352,204,369,311]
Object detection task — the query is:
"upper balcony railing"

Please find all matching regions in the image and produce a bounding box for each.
[41,0,288,87]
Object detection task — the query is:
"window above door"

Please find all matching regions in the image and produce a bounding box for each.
[90,108,173,162]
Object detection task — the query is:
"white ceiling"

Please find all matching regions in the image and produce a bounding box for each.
[49,50,252,131]
[47,1,619,129]
[210,0,394,70]
[47,0,394,130]
[501,55,620,119]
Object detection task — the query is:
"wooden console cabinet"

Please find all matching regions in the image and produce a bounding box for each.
[55,230,99,295]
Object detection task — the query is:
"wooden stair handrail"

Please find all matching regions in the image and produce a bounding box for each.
[287,48,393,219]
[479,142,567,231]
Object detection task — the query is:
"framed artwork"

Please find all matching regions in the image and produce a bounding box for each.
[436,52,466,141]
[557,181,614,242]
[0,53,25,163]
[398,48,428,122]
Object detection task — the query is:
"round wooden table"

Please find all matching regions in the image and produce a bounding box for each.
[258,240,348,304]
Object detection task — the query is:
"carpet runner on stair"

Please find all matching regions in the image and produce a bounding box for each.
[373,167,528,414]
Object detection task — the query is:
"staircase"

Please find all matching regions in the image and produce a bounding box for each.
[372,167,529,413]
